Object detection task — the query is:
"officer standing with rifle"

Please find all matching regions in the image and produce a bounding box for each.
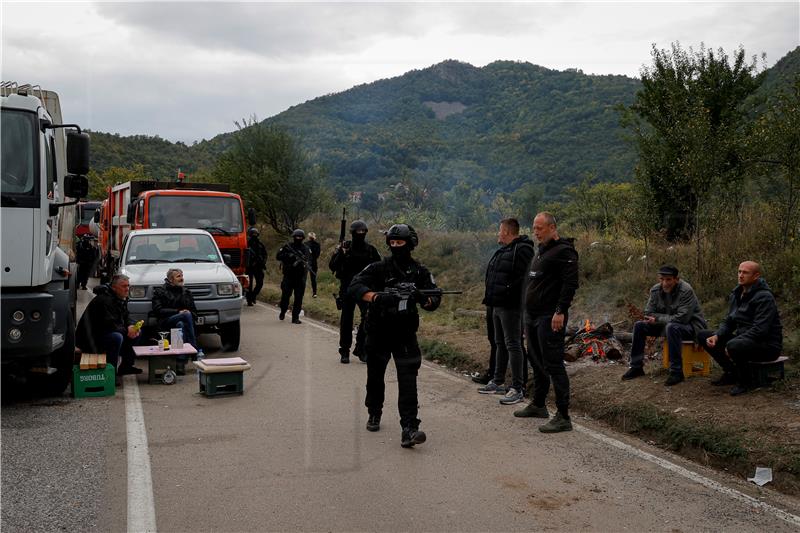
[348,224,459,448]
[245,227,267,306]
[329,212,380,364]
[276,229,312,324]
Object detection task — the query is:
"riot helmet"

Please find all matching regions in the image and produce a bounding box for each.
[292,229,305,240]
[248,227,260,238]
[350,220,368,234]
[385,224,418,250]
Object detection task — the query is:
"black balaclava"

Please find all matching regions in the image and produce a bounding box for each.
[352,232,366,246]
[390,243,412,264]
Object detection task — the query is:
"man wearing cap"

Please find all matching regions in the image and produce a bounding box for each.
[276,229,311,324]
[622,265,707,386]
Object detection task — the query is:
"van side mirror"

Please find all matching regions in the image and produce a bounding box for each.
[63,174,88,199]
[66,131,90,175]
[248,208,256,226]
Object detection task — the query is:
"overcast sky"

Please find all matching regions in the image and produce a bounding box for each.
[2,1,798,143]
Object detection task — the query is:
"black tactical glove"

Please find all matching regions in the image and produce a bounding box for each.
[372,292,398,309]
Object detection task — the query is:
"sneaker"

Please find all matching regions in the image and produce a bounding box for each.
[477,381,505,395]
[622,367,645,381]
[247,301,254,307]
[514,403,549,418]
[730,385,750,396]
[312,293,318,298]
[279,310,286,320]
[366,415,381,432]
[401,427,427,448]
[711,372,736,386]
[471,372,492,385]
[340,354,350,364]
[117,365,143,376]
[499,387,524,405]
[539,412,573,433]
[664,373,684,386]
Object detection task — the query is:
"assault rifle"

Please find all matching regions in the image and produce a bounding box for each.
[281,245,314,273]
[338,207,347,247]
[378,282,462,312]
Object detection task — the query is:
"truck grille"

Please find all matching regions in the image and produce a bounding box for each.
[220,248,241,267]
[186,284,213,299]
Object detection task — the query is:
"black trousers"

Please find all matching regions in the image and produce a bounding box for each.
[309,263,318,295]
[697,330,781,386]
[338,290,368,356]
[279,275,306,319]
[365,330,422,430]
[526,313,569,415]
[486,306,497,376]
[77,262,93,288]
[247,269,264,304]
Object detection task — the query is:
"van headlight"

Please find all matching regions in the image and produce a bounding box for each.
[129,286,147,299]
[217,283,235,296]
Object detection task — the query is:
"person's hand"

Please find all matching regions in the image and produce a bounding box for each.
[551,312,565,332]
[421,297,434,310]
[706,335,718,348]
[644,315,657,324]
[372,292,398,309]
[127,325,139,339]
[179,309,191,315]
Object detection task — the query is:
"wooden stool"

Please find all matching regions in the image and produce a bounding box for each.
[662,340,712,377]
[195,357,251,397]
[749,356,788,387]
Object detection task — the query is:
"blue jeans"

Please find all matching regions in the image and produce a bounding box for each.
[101,331,136,369]
[161,313,197,361]
[629,321,694,374]
[491,306,525,391]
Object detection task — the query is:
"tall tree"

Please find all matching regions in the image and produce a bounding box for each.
[213,118,328,235]
[623,43,764,242]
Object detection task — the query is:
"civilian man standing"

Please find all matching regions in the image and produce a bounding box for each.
[477,218,534,405]
[514,212,579,433]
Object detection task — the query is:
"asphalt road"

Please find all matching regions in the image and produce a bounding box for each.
[3,289,800,532]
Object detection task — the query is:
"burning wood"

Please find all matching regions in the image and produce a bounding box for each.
[564,321,624,363]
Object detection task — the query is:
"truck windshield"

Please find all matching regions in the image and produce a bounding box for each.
[79,204,98,224]
[148,195,243,234]
[1,110,38,196]
[124,233,221,264]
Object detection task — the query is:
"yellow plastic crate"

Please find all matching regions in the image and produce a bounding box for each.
[662,340,712,377]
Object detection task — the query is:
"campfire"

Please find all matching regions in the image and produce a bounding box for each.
[564,320,623,363]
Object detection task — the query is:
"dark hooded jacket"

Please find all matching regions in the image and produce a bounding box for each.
[152,282,198,325]
[76,284,131,353]
[716,278,783,350]
[524,237,579,316]
[483,235,535,309]
[644,279,707,336]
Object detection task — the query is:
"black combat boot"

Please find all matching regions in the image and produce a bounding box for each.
[401,427,427,448]
[366,415,381,432]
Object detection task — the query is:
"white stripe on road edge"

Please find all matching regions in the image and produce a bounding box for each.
[257,300,800,526]
[575,424,800,528]
[124,376,157,533]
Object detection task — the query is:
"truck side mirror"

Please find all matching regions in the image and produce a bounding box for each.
[222,254,232,265]
[63,174,88,199]
[248,208,256,226]
[66,131,90,176]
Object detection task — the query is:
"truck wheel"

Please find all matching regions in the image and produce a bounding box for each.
[36,313,75,397]
[220,320,240,352]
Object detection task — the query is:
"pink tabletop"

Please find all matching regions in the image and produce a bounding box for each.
[133,343,198,357]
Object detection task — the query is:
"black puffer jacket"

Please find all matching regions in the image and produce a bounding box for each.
[151,282,198,326]
[716,278,783,350]
[483,235,535,308]
[76,284,131,353]
[525,237,579,316]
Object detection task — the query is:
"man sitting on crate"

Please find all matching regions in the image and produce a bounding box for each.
[152,268,202,375]
[622,265,707,386]
[697,261,783,396]
[76,274,143,384]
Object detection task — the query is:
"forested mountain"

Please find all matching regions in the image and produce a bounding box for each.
[88,47,799,199]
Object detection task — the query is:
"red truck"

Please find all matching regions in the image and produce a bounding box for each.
[94,180,254,286]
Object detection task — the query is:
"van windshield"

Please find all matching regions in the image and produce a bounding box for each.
[148,195,243,234]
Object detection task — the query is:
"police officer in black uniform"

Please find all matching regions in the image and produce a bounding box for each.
[348,224,441,448]
[76,234,98,290]
[276,229,311,324]
[246,227,267,306]
[329,220,381,364]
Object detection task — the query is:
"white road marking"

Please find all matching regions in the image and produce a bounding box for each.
[255,300,800,526]
[124,376,157,533]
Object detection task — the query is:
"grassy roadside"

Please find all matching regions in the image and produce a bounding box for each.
[254,275,799,497]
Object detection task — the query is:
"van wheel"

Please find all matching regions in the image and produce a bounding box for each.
[219,320,240,352]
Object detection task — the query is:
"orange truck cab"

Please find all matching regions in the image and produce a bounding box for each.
[94,180,254,287]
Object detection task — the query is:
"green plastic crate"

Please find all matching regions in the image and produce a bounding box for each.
[72,364,116,398]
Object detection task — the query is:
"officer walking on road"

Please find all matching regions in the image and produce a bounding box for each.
[75,234,98,290]
[276,229,311,324]
[307,232,321,298]
[246,227,267,306]
[348,224,441,448]
[329,220,381,364]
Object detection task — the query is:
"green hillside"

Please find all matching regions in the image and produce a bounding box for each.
[88,48,799,199]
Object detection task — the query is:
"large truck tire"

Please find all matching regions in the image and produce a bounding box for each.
[219,320,240,352]
[36,313,75,397]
